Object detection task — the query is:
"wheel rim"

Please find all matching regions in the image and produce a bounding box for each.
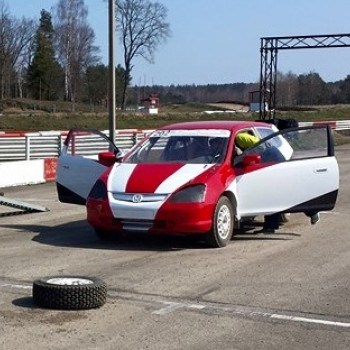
[46,277,94,286]
[217,204,231,240]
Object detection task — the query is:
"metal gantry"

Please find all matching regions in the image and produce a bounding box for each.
[259,33,350,120]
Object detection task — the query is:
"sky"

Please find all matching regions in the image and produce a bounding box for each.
[8,0,350,86]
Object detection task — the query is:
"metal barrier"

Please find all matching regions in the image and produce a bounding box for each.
[1,121,349,162]
[0,130,152,162]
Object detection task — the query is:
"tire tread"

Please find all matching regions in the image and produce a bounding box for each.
[32,276,107,310]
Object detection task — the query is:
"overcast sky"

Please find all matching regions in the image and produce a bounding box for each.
[10,0,350,86]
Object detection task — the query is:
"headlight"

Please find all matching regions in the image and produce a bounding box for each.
[88,179,107,200]
[170,185,206,203]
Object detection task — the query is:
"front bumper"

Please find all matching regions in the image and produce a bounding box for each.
[87,198,214,234]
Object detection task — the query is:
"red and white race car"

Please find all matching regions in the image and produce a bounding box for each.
[56,121,339,247]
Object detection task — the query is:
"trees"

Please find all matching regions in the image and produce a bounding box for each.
[297,72,331,105]
[116,0,170,109]
[27,10,62,100]
[276,71,299,106]
[339,75,350,103]
[54,0,99,102]
[0,1,34,99]
[85,64,127,106]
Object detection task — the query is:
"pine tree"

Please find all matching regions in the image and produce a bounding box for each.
[27,10,62,100]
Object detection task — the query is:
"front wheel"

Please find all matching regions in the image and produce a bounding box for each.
[206,196,234,248]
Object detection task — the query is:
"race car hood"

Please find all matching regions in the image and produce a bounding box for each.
[107,162,216,194]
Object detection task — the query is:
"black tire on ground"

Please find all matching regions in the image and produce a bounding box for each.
[206,196,234,248]
[32,276,107,310]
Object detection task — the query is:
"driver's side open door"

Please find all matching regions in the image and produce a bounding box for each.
[234,125,339,217]
[56,129,120,205]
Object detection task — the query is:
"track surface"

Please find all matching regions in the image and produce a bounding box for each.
[1,145,350,350]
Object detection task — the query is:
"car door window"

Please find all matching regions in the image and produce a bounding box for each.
[62,129,118,158]
[282,127,330,159]
[255,127,275,139]
[57,129,119,205]
[234,125,332,165]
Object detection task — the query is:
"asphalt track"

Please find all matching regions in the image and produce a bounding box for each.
[0,144,350,350]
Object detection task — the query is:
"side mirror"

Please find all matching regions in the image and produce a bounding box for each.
[242,154,261,166]
[98,151,116,167]
[115,149,126,161]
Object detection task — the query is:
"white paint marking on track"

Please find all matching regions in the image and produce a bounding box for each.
[152,302,185,315]
[270,314,350,328]
[152,300,350,329]
[188,304,206,310]
[152,301,206,315]
[3,283,350,329]
[2,283,32,290]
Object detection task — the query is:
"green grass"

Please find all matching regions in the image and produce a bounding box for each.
[276,106,350,122]
[1,98,350,132]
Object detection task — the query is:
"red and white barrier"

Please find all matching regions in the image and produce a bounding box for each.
[0,158,57,188]
[299,120,350,130]
[0,121,349,188]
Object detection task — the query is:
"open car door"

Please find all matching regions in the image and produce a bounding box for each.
[234,125,339,217]
[56,129,120,205]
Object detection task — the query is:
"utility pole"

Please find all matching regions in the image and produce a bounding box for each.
[108,0,116,144]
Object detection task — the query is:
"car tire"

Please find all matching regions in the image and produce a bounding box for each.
[206,196,234,248]
[32,276,107,310]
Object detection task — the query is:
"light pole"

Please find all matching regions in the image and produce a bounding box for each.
[108,0,116,144]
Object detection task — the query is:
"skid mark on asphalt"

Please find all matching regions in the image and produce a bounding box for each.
[2,280,350,330]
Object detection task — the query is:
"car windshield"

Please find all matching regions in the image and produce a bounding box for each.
[123,129,230,164]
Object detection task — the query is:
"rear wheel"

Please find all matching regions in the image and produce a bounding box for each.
[206,196,233,248]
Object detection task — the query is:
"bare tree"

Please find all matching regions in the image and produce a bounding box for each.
[0,1,34,99]
[54,0,99,102]
[116,0,170,109]
[276,71,299,107]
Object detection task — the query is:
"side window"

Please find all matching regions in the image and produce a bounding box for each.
[256,127,283,148]
[256,127,274,139]
[236,126,331,165]
[64,129,117,158]
[282,127,330,159]
[248,138,288,163]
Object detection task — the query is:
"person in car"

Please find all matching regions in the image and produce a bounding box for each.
[208,137,226,160]
[235,132,259,154]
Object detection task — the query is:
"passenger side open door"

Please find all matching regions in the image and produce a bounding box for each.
[56,129,120,205]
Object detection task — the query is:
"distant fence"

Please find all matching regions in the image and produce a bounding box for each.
[0,129,152,162]
[0,121,349,162]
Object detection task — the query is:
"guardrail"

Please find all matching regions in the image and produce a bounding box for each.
[0,129,152,162]
[0,121,349,162]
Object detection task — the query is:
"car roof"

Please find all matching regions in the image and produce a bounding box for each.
[159,120,273,132]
